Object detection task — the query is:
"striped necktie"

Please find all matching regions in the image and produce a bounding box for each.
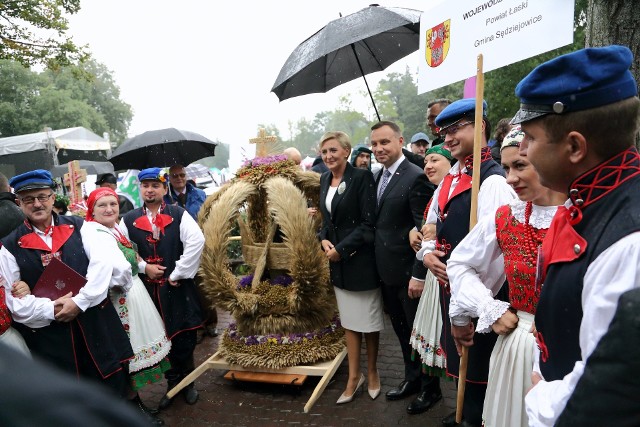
[377,169,392,204]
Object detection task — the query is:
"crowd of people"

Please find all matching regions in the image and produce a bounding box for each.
[0,44,639,427]
[0,164,209,425]
[315,45,640,427]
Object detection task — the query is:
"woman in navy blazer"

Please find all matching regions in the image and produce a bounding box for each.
[317,131,383,404]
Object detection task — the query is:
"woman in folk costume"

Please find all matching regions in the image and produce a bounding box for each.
[411,145,456,376]
[85,187,171,425]
[446,127,565,427]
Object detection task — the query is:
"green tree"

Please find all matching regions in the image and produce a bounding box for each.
[30,86,108,132]
[376,68,428,138]
[0,59,42,136]
[0,59,132,142]
[41,60,133,142]
[0,0,88,69]
[375,68,464,141]
[289,117,323,157]
[199,141,229,170]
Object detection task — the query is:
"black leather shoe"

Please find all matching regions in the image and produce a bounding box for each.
[385,380,421,401]
[183,383,199,405]
[442,411,458,427]
[406,389,443,414]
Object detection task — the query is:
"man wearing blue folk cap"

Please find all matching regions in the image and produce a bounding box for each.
[121,167,205,409]
[0,169,134,396]
[512,45,640,426]
[419,99,516,427]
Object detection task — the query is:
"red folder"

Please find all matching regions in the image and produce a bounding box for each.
[33,257,87,300]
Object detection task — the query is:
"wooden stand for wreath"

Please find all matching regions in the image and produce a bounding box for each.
[167,218,346,413]
[166,348,346,413]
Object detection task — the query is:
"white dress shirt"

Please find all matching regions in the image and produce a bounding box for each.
[447,199,558,332]
[378,154,405,191]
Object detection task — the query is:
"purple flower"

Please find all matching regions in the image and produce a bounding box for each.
[270,274,294,287]
[242,154,289,168]
[237,274,254,289]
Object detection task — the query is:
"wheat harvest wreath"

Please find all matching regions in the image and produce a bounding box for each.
[197,155,345,369]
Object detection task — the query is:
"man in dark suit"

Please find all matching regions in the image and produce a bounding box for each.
[371,121,438,415]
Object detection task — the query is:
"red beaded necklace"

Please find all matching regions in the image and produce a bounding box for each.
[523,201,544,265]
[110,227,133,249]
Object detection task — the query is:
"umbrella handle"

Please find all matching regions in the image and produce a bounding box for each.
[350,43,381,121]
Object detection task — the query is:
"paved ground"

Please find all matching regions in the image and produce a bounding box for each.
[139,309,456,427]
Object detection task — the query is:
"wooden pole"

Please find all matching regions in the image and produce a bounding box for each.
[456,53,485,424]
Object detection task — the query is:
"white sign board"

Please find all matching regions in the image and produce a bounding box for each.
[418,0,574,94]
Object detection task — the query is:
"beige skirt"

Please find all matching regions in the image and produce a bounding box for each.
[334,286,384,333]
[482,310,535,427]
[409,270,446,369]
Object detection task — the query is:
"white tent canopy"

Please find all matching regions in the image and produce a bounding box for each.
[0,127,111,156]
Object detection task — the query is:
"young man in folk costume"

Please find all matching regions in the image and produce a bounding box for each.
[420,99,516,427]
[0,170,134,397]
[121,167,205,409]
[512,45,640,426]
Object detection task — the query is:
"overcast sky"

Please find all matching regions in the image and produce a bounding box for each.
[67,1,444,167]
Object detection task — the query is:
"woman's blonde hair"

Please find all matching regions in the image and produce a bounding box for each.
[319,131,351,152]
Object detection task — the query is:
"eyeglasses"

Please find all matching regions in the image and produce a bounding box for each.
[439,121,474,138]
[171,173,186,178]
[19,193,55,205]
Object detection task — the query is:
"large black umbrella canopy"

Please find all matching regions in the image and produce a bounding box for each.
[271,4,422,120]
[109,128,217,170]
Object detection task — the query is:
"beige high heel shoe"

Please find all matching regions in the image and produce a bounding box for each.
[368,371,381,400]
[336,374,365,404]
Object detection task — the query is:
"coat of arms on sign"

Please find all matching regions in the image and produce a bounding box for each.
[426,19,451,68]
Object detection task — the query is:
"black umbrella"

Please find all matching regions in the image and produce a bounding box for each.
[109,128,217,170]
[271,4,422,121]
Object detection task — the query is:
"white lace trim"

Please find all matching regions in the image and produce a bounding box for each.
[476,300,511,333]
[508,200,558,229]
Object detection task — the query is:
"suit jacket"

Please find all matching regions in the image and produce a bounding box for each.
[318,163,378,291]
[374,158,432,287]
[402,147,425,169]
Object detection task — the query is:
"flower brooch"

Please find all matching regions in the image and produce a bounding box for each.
[337,182,346,195]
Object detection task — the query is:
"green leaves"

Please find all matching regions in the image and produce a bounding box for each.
[0,58,132,143]
[0,0,87,68]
